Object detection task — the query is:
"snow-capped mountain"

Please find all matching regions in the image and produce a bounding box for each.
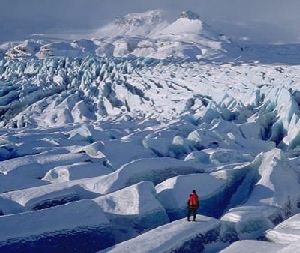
[93,10,229,59]
[95,10,167,38]
[1,10,232,60]
[3,10,300,63]
[156,10,219,40]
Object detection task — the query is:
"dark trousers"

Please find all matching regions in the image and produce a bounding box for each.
[187,206,197,221]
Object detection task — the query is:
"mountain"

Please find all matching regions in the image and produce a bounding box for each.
[0,10,232,60]
[94,10,167,38]
[93,10,230,59]
[156,10,218,39]
[2,10,300,63]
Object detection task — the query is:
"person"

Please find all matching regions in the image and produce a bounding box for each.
[187,190,199,221]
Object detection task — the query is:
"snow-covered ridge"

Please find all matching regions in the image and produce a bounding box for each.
[114,10,163,26]
[97,10,166,38]
[99,215,220,253]
[180,10,201,20]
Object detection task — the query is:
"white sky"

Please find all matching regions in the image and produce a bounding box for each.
[1,0,300,43]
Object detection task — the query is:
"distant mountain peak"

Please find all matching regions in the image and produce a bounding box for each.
[113,10,163,27]
[180,10,200,20]
[95,10,168,39]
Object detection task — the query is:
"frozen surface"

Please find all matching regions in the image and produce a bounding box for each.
[0,201,114,253]
[221,149,300,241]
[222,214,300,252]
[156,173,225,212]
[1,8,300,253]
[99,215,220,253]
[155,162,252,219]
[266,214,300,245]
[0,181,168,252]
[0,200,110,242]
[88,182,170,243]
[43,162,112,183]
[90,157,202,194]
[220,240,283,253]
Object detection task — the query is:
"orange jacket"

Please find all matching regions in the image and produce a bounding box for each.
[187,193,199,208]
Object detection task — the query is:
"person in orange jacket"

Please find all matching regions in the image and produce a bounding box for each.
[187,190,199,221]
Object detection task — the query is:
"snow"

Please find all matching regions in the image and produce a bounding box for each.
[221,205,282,241]
[220,240,283,253]
[42,162,112,183]
[102,139,155,169]
[99,215,220,253]
[0,200,110,242]
[0,157,200,214]
[1,8,300,253]
[0,200,114,253]
[90,157,203,194]
[156,11,219,45]
[0,181,169,251]
[156,173,224,218]
[0,174,47,193]
[159,17,205,36]
[0,10,232,60]
[94,181,169,234]
[1,56,300,132]
[95,181,165,216]
[222,214,300,252]
[0,181,98,214]
[246,149,300,210]
[266,214,300,245]
[95,10,167,39]
[221,149,300,241]
[279,242,300,253]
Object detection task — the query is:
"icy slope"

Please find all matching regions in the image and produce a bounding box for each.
[0,199,114,253]
[220,240,284,253]
[151,10,225,59]
[99,215,220,253]
[221,213,300,253]
[221,149,300,241]
[266,213,300,245]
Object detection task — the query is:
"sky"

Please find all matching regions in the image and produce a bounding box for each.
[1,0,300,44]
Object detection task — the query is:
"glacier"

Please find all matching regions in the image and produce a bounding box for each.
[1,8,300,253]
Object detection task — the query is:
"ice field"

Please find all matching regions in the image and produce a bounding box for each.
[1,9,300,253]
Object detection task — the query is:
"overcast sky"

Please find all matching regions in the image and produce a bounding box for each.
[1,0,300,43]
